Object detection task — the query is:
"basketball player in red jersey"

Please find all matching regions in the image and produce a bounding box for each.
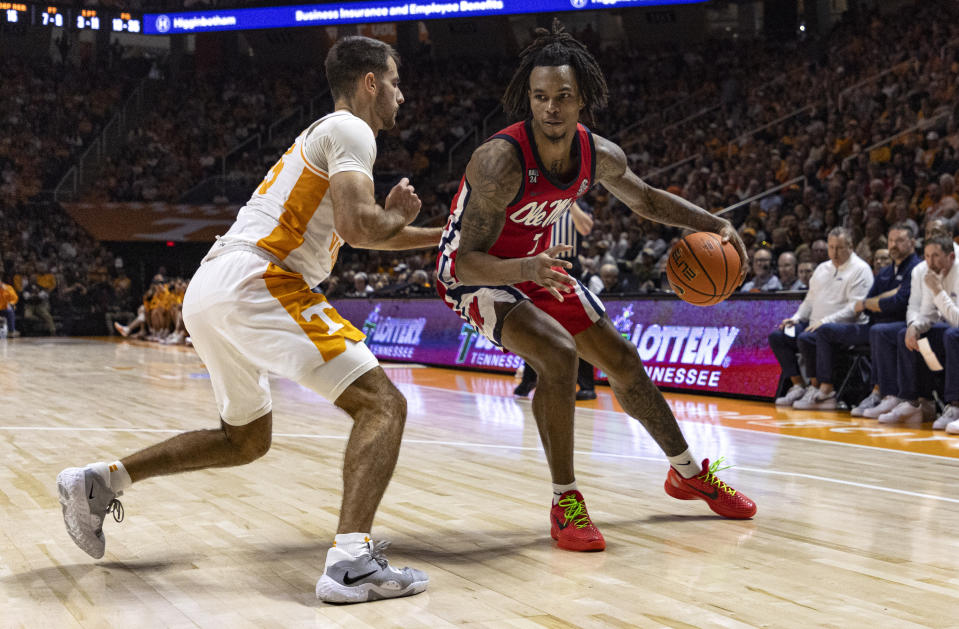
[437,20,756,552]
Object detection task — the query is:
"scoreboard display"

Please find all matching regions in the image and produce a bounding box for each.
[1,2,141,32]
[1,0,701,35]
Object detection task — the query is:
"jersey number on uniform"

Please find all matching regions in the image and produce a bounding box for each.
[256,144,296,196]
[526,233,543,255]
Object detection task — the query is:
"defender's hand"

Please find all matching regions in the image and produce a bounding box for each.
[385,177,422,224]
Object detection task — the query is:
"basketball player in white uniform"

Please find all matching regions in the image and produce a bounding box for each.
[56,37,440,604]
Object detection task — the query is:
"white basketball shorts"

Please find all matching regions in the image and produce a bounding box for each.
[182,249,378,425]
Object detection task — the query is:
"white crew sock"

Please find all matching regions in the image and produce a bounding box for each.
[333,532,371,557]
[552,480,578,505]
[668,451,702,479]
[108,460,132,492]
[88,460,132,492]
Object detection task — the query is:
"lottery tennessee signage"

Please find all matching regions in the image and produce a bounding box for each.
[332,295,799,399]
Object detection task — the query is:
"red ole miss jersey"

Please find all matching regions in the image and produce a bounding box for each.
[436,120,596,285]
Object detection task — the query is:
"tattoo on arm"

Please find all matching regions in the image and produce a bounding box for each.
[594,134,725,233]
[457,140,522,257]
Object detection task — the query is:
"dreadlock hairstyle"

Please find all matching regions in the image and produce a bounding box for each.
[502,18,609,125]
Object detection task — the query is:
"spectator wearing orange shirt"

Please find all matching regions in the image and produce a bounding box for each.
[162,278,189,345]
[36,264,57,293]
[1,279,18,337]
[144,276,173,340]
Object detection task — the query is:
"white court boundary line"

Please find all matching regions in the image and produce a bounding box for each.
[2,425,958,505]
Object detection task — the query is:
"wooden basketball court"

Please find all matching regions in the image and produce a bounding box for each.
[2,337,958,627]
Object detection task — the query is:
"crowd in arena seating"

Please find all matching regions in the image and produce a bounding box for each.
[0,56,144,207]
[0,202,137,336]
[0,49,155,336]
[305,2,957,298]
[6,0,959,364]
[89,63,325,203]
[76,1,955,305]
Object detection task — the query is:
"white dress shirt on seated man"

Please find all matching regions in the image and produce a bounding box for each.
[788,251,874,326]
[907,240,959,333]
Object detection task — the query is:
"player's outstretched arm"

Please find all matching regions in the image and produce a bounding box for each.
[455,140,576,299]
[364,179,443,250]
[594,135,748,279]
[368,225,444,250]
[331,173,420,248]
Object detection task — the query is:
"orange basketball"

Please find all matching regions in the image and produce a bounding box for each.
[665,232,742,306]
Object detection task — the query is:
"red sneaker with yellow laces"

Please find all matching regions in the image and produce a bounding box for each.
[664,457,757,519]
[550,490,606,551]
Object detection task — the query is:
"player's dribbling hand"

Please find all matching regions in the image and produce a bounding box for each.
[385,177,422,223]
[717,222,749,285]
[525,244,577,301]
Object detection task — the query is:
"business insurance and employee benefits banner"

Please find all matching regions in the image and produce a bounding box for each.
[333,296,800,399]
[144,0,705,34]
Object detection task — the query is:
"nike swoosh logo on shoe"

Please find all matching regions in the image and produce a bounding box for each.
[690,485,719,500]
[553,515,570,530]
[342,569,377,585]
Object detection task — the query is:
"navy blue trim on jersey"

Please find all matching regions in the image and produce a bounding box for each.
[585,126,597,186]
[523,119,582,191]
[491,285,527,346]
[489,134,526,207]
[439,184,469,252]
[440,282,529,348]
[579,278,604,314]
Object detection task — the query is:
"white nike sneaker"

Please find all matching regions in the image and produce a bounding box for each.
[56,466,124,559]
[933,405,959,430]
[877,399,935,424]
[851,391,882,417]
[775,384,806,406]
[316,539,429,604]
[790,385,818,409]
[862,395,900,419]
[793,388,838,410]
[946,418,959,434]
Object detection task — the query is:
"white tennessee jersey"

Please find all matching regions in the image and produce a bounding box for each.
[222,111,375,286]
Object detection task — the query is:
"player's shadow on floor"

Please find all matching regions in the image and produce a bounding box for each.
[2,557,193,598]
[638,513,738,523]
[12,516,755,605]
